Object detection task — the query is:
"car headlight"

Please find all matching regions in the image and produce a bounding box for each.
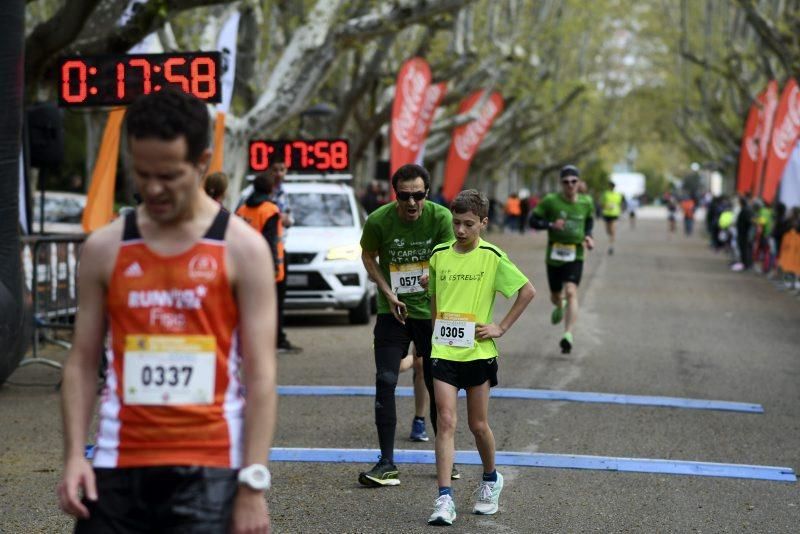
[326,244,361,261]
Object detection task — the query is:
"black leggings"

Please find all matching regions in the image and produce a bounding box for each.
[373,314,436,463]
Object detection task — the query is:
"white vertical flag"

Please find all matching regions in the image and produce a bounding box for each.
[779,141,800,209]
[120,1,163,54]
[216,11,240,114]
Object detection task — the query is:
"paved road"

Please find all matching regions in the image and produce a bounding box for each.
[1,213,798,533]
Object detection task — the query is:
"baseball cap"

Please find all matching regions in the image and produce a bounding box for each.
[559,165,580,178]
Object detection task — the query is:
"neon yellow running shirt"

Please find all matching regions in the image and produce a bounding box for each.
[429,239,529,362]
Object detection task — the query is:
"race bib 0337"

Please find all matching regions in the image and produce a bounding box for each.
[123,335,217,406]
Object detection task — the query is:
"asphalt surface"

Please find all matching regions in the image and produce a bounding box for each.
[1,208,799,533]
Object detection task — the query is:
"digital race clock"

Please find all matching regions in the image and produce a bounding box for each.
[249,139,350,172]
[58,52,221,107]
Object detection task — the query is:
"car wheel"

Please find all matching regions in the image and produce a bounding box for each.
[348,294,371,324]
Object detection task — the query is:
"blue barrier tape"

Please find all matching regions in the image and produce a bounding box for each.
[82,444,794,482]
[268,447,796,483]
[277,386,764,414]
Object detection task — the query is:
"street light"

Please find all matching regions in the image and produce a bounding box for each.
[299,103,336,137]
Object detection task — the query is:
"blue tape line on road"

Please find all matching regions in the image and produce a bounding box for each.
[269,447,796,483]
[277,385,764,414]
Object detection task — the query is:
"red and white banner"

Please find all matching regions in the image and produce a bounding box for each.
[411,82,447,164]
[737,82,778,195]
[390,58,431,179]
[761,79,800,204]
[442,91,504,202]
[752,80,779,197]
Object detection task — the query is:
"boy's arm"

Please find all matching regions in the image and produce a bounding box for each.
[476,281,536,340]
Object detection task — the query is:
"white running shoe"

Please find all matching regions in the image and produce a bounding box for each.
[473,471,504,515]
[428,494,457,526]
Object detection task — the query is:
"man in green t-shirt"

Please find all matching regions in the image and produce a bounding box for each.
[426,190,535,526]
[600,181,623,255]
[358,164,454,487]
[529,165,595,354]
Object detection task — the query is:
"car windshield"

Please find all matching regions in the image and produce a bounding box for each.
[33,195,85,223]
[287,192,355,227]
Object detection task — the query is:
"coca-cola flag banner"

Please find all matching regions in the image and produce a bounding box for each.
[752,80,779,197]
[737,82,777,195]
[761,78,800,204]
[442,91,504,202]
[737,95,761,195]
[390,58,431,179]
[412,82,447,164]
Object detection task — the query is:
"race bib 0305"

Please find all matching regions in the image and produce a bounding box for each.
[389,261,428,294]
[433,312,476,348]
[550,242,577,262]
[123,335,216,406]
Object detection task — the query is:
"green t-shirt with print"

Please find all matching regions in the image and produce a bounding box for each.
[428,239,529,362]
[360,201,454,319]
[532,193,595,266]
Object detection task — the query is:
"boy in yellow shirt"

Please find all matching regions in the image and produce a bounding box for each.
[426,190,535,526]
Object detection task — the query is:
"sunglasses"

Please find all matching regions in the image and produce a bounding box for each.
[562,179,578,185]
[397,191,427,201]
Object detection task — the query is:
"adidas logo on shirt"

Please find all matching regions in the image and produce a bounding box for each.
[124,262,144,278]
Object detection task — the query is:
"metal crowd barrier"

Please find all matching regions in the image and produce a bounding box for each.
[19,234,85,369]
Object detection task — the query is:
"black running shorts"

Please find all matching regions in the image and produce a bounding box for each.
[75,466,239,533]
[431,357,498,389]
[603,215,619,223]
[546,260,583,293]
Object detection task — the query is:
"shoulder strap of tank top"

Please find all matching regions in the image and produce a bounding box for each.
[203,208,230,241]
[122,210,141,241]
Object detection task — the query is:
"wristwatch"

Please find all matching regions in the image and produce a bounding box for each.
[238,464,271,491]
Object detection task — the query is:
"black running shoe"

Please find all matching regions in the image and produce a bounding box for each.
[277,339,303,354]
[358,458,400,487]
[451,464,461,480]
[560,332,573,354]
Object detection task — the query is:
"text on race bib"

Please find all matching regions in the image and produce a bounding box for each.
[123,335,216,406]
[433,312,476,348]
[389,261,428,294]
[550,242,577,262]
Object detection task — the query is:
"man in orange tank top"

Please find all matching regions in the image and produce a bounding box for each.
[58,89,278,534]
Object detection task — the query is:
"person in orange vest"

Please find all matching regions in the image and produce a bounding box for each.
[236,172,290,351]
[680,196,696,236]
[504,193,522,233]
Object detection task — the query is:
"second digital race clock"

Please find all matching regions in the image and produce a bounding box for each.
[249,139,350,172]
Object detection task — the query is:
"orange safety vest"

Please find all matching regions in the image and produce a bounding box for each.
[505,197,522,216]
[236,200,285,282]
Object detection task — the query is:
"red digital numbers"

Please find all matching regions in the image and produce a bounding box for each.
[58,53,221,107]
[249,140,350,172]
[61,60,88,104]
[190,57,217,99]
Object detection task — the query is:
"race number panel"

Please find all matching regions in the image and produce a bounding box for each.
[123,335,216,405]
[433,312,476,348]
[550,242,577,262]
[389,261,428,294]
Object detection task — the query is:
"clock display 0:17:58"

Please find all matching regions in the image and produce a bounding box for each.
[58,52,222,106]
[249,140,350,172]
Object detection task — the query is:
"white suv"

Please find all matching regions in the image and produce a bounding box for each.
[282,178,376,324]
